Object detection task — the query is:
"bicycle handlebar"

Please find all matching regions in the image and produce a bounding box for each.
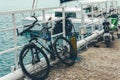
[17,16,38,36]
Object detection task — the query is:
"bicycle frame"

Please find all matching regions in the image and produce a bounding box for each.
[36,38,56,60]
[28,27,57,60]
[18,15,77,80]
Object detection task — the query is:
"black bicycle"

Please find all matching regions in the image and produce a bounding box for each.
[17,16,77,80]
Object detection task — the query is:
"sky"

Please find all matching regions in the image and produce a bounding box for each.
[0,0,60,11]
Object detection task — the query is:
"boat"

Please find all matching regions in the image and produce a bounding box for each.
[22,0,115,40]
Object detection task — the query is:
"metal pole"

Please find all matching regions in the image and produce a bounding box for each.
[12,13,19,69]
[91,3,94,33]
[32,0,36,10]
[98,3,101,31]
[42,10,45,22]
[31,0,36,15]
[111,0,113,9]
[80,4,84,39]
[105,0,107,12]
[115,0,117,11]
[62,7,66,37]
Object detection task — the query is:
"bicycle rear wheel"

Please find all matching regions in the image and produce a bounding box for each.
[19,43,50,80]
[54,36,77,66]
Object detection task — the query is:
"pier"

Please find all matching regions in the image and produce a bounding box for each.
[47,35,120,80]
[0,0,120,80]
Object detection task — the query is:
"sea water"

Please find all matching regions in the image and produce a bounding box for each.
[0,0,120,77]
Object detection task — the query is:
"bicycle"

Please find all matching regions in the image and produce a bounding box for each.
[17,16,77,80]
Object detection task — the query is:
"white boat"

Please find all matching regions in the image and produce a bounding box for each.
[22,6,101,35]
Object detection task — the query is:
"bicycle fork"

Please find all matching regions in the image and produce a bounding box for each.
[31,48,40,64]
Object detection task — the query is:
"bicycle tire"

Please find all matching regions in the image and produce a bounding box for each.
[54,36,77,66]
[19,43,50,80]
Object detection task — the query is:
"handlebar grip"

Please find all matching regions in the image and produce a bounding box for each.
[16,25,32,36]
[24,24,32,27]
[16,28,24,36]
[16,29,19,36]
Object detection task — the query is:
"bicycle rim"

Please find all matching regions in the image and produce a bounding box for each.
[54,37,77,66]
[19,43,50,80]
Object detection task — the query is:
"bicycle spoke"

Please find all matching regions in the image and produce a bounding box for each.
[22,48,29,58]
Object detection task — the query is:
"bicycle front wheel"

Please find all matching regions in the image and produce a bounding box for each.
[54,37,77,66]
[19,43,50,80]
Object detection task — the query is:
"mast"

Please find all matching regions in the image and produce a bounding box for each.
[32,0,36,10]
[31,0,38,15]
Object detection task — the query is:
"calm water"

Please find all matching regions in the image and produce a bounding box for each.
[0,0,120,78]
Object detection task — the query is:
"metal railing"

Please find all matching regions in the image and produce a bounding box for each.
[0,6,66,77]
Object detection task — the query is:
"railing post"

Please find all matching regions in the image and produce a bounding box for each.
[98,3,101,31]
[42,10,45,22]
[91,3,94,33]
[111,0,113,9]
[80,4,84,39]
[105,0,107,12]
[115,0,117,12]
[62,7,66,37]
[12,13,19,69]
